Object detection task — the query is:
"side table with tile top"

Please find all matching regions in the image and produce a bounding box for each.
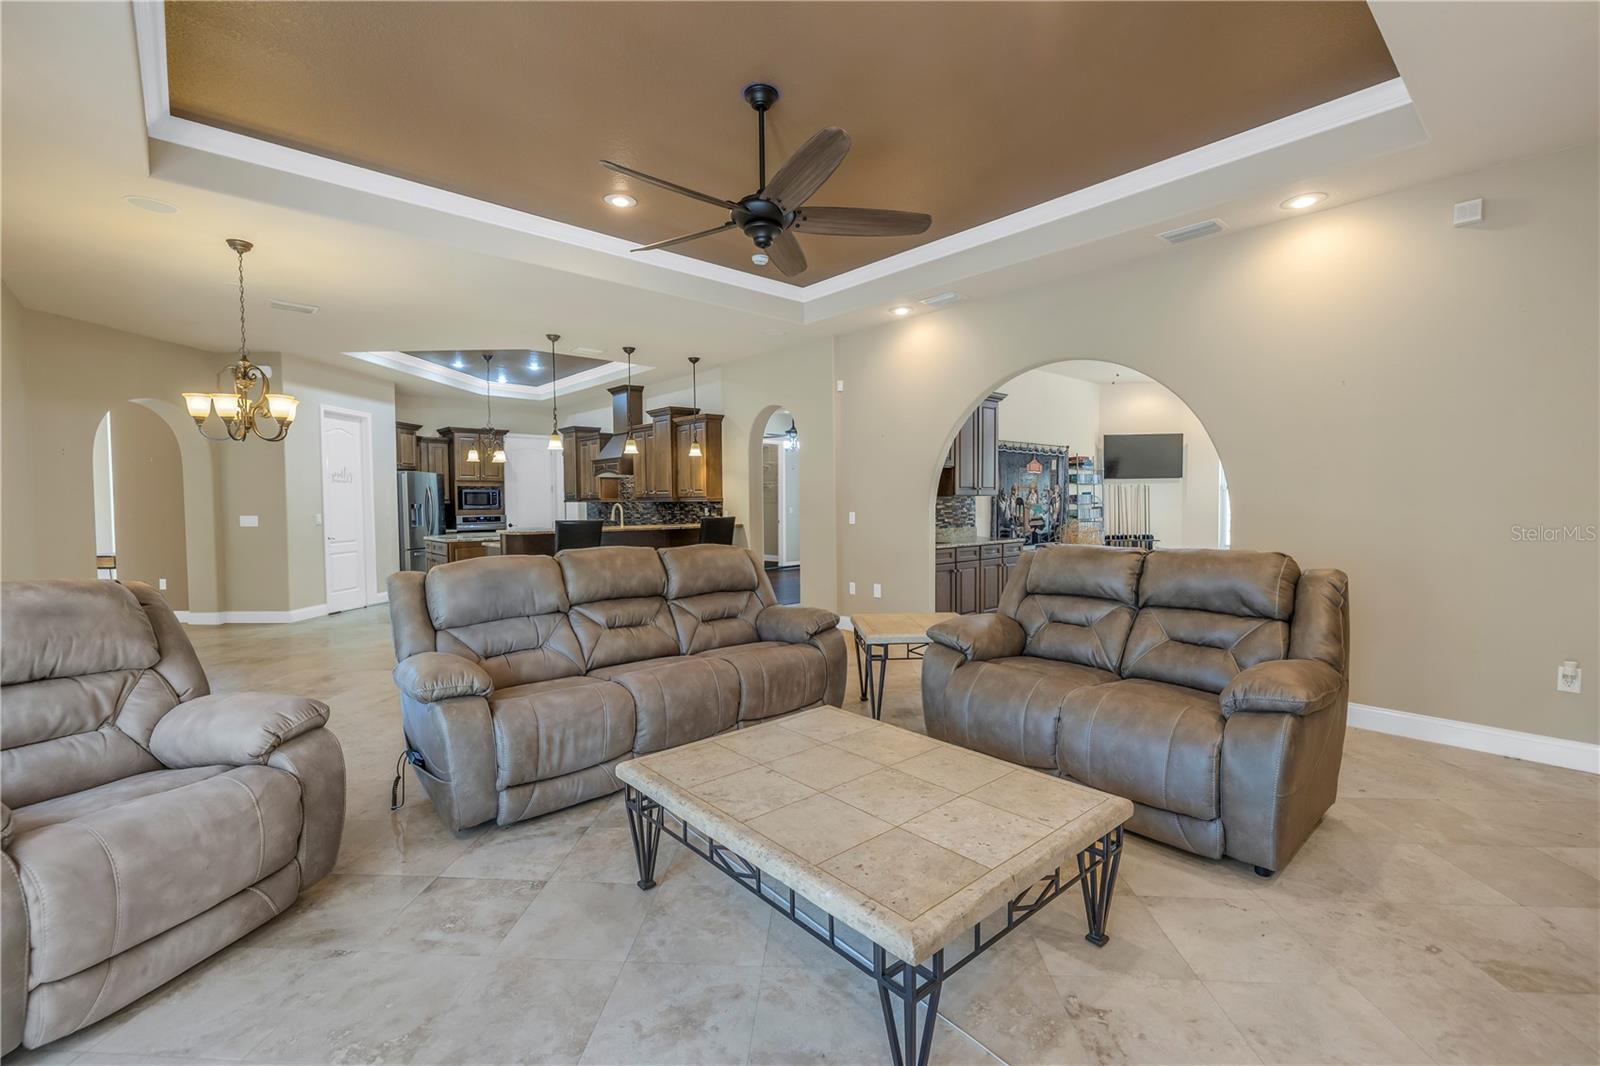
[850,612,958,719]
[616,706,1133,1066]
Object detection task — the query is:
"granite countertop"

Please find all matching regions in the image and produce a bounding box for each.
[934,530,1024,547]
[501,522,743,535]
[425,532,503,544]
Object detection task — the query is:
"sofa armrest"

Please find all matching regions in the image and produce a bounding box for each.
[394,652,493,703]
[757,605,839,644]
[1220,659,1344,718]
[0,804,11,851]
[926,614,1025,663]
[149,692,330,768]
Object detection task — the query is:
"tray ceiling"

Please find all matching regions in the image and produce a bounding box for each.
[163,1,1397,285]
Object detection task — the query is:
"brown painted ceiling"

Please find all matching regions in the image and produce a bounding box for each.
[164,2,1397,285]
[404,349,608,389]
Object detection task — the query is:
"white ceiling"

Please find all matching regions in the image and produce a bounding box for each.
[2,2,1595,417]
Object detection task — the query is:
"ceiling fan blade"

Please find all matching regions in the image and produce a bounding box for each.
[630,221,738,253]
[794,206,933,237]
[767,229,807,277]
[762,127,851,210]
[600,160,737,210]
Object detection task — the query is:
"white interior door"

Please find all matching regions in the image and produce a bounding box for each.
[503,433,559,529]
[321,409,369,613]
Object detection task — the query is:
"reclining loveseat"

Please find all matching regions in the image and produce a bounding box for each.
[1,580,345,1053]
[386,544,847,829]
[922,545,1349,874]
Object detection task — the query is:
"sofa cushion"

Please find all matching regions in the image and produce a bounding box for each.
[1137,549,1300,621]
[558,546,666,605]
[1005,546,1145,671]
[10,765,301,984]
[697,641,827,722]
[1056,679,1223,820]
[424,556,585,689]
[590,656,739,753]
[661,546,770,653]
[1,581,159,686]
[569,597,680,669]
[8,766,228,837]
[1120,607,1289,694]
[489,676,634,788]
[938,657,1116,769]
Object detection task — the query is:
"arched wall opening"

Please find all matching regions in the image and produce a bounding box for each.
[744,403,803,604]
[931,360,1227,557]
[89,400,198,609]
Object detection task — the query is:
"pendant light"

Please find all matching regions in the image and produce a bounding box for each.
[621,346,640,456]
[182,239,298,442]
[687,356,703,458]
[546,333,564,451]
[467,354,505,464]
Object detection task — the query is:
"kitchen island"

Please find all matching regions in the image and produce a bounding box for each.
[423,523,742,569]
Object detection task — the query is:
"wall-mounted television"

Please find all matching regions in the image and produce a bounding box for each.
[1103,433,1184,479]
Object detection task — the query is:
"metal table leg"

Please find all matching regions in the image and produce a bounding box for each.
[870,643,889,720]
[624,785,663,890]
[854,628,868,701]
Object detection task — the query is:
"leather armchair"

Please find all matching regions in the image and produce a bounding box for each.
[0,580,346,1053]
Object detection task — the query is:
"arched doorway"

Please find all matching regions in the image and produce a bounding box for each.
[745,403,803,604]
[933,359,1228,612]
[90,401,191,608]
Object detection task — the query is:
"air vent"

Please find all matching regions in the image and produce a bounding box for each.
[920,291,963,307]
[1157,219,1226,244]
[570,346,605,356]
[269,299,319,315]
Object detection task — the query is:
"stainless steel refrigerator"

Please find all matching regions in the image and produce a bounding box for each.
[397,471,445,572]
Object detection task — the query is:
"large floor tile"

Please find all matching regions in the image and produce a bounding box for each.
[336,807,482,876]
[1264,895,1502,991]
[551,826,688,884]
[498,880,651,961]
[1206,977,1431,1065]
[378,875,542,956]
[1033,893,1198,982]
[1144,896,1335,984]
[1053,976,1261,1065]
[1408,904,1600,993]
[440,818,588,880]
[1427,843,1600,907]
[1356,976,1598,1064]
[404,956,622,1065]
[627,868,773,967]
[579,963,761,1065]
[241,873,432,951]
[1117,839,1262,900]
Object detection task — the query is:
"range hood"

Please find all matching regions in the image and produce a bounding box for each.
[596,383,645,463]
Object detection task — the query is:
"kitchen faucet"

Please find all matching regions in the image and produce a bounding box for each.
[609,502,625,527]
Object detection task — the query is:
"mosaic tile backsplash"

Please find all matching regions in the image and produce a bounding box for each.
[935,495,977,531]
[583,478,723,525]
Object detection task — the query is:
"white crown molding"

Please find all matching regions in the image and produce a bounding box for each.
[342,350,652,399]
[1349,702,1599,775]
[131,2,1421,328]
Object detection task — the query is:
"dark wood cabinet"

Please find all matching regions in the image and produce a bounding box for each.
[418,436,448,478]
[440,427,503,485]
[643,407,694,500]
[939,392,1004,497]
[558,426,602,501]
[629,423,655,497]
[672,413,723,500]
[936,539,1022,614]
[396,421,421,470]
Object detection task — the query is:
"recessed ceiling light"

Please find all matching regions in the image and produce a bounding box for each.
[123,195,178,214]
[497,370,508,384]
[890,305,913,317]
[604,193,637,209]
[1280,192,1327,211]
[451,356,467,370]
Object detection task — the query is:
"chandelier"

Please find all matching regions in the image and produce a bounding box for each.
[546,333,564,451]
[182,239,298,442]
[465,353,505,465]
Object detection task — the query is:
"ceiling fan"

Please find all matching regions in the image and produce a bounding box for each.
[601,83,932,277]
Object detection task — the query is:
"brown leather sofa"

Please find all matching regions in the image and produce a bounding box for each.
[386,544,847,829]
[922,545,1348,875]
[0,581,346,1053]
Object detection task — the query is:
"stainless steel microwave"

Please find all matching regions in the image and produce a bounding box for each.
[457,486,501,511]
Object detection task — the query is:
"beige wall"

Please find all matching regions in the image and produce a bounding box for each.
[832,143,1599,745]
[109,401,189,609]
[283,355,399,611]
[996,368,1101,450]
[1099,381,1223,550]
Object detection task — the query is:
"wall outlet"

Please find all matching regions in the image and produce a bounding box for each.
[314,513,322,526]
[872,583,882,599]
[848,511,856,525]
[848,581,857,595]
[158,578,167,591]
[238,515,259,528]
[1557,661,1582,694]
[836,379,844,392]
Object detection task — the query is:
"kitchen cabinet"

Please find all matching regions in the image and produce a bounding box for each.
[673,413,723,500]
[939,392,1004,497]
[558,426,602,501]
[644,407,694,500]
[441,427,503,485]
[396,421,421,470]
[934,539,1022,614]
[418,436,448,478]
[424,537,500,570]
[629,423,656,497]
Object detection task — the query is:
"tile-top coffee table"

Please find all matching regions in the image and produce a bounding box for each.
[616,706,1133,1066]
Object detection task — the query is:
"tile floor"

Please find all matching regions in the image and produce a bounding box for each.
[12,605,1598,1065]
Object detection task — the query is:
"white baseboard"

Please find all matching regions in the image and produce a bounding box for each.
[367,591,389,606]
[176,604,329,626]
[1349,702,1599,775]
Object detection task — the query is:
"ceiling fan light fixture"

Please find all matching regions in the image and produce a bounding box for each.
[604,193,637,209]
[751,252,770,266]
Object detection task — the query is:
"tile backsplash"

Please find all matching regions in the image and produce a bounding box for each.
[584,479,723,525]
[935,496,977,531]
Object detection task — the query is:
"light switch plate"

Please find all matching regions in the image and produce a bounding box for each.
[872,583,882,599]
[158,578,167,591]
[239,515,259,528]
[848,511,856,525]
[848,581,857,595]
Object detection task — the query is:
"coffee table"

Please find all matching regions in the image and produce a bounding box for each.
[616,706,1132,1066]
[851,612,958,719]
